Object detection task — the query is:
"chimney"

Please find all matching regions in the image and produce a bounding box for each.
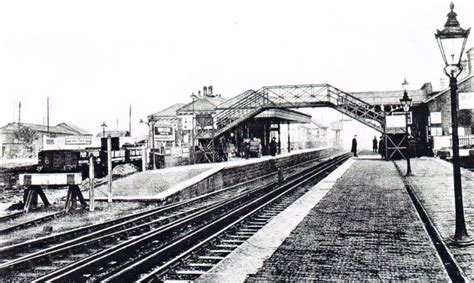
[203,86,207,96]
[467,47,474,75]
[198,90,201,97]
[420,82,433,95]
[208,86,213,95]
[459,59,469,79]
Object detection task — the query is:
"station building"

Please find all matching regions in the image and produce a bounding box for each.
[424,47,474,151]
[145,86,328,166]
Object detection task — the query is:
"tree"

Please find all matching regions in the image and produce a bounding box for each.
[12,126,39,145]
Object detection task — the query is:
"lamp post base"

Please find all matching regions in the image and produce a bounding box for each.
[450,235,473,247]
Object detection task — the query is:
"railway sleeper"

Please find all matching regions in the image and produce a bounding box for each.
[208,249,233,253]
[198,255,225,261]
[188,262,215,268]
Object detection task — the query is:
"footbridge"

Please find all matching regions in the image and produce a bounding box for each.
[215,84,385,138]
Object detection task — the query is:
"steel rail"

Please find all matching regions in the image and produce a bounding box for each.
[31,179,282,282]
[0,175,261,260]
[0,211,25,223]
[0,201,221,273]
[1,151,345,281]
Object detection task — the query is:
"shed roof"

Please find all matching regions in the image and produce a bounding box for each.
[1,122,90,135]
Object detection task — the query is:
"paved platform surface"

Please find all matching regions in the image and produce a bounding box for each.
[197,154,355,283]
[396,157,474,280]
[201,156,450,281]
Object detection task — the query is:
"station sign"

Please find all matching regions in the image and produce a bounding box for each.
[43,136,100,150]
[154,125,174,141]
[459,92,474,110]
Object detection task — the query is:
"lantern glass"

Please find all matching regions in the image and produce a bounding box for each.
[402,102,411,113]
[437,36,467,66]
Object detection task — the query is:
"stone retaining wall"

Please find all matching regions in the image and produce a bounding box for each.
[161,147,339,203]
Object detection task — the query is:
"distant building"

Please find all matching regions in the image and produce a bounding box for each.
[0,122,90,158]
[146,86,226,153]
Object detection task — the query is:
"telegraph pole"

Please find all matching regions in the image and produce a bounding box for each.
[18,101,21,125]
[47,97,50,135]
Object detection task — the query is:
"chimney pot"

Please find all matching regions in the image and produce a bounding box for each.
[208,86,213,95]
[203,86,207,96]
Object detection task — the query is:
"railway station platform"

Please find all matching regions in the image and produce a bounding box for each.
[198,155,474,282]
[90,147,338,203]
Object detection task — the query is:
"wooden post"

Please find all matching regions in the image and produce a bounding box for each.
[107,135,113,203]
[89,154,95,212]
[141,145,147,171]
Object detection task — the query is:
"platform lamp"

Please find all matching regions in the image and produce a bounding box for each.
[400,78,412,176]
[435,1,472,246]
[101,122,107,137]
[140,118,157,170]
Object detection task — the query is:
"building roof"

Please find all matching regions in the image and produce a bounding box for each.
[55,122,91,135]
[177,95,227,113]
[95,130,131,138]
[423,74,473,104]
[149,103,185,119]
[0,122,90,135]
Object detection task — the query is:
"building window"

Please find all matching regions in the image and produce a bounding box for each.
[431,127,442,136]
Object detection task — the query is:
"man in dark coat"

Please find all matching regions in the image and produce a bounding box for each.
[378,136,385,160]
[269,137,277,156]
[372,136,378,153]
[351,135,358,157]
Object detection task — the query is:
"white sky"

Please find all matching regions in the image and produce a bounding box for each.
[1,0,473,144]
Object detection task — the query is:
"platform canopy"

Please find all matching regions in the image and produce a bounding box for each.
[255,108,312,124]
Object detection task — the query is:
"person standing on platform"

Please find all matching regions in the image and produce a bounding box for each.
[351,135,358,157]
[243,138,250,159]
[372,136,378,153]
[378,135,385,160]
[270,137,277,156]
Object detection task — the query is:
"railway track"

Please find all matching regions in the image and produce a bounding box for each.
[0,152,349,281]
[0,152,333,237]
[0,210,66,235]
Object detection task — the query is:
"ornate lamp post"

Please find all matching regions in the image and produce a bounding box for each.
[400,78,412,176]
[101,122,107,137]
[435,1,472,246]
